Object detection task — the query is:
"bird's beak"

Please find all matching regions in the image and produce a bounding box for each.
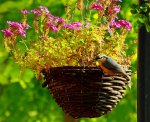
[95,61,99,66]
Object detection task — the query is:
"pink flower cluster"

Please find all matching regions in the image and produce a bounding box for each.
[63,22,82,30]
[55,17,65,24]
[47,15,65,24]
[113,6,120,13]
[38,7,82,32]
[47,22,59,32]
[20,6,49,16]
[21,9,30,14]
[46,17,83,32]
[1,29,13,37]
[2,21,30,38]
[2,5,85,38]
[2,4,132,41]
[110,20,132,31]
[44,16,65,32]
[91,3,103,11]
[39,6,49,14]
[31,9,42,16]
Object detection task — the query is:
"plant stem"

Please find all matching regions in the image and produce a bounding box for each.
[83,0,89,24]
[21,39,29,50]
[81,0,89,67]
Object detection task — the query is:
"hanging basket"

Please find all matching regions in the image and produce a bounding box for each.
[42,66,131,119]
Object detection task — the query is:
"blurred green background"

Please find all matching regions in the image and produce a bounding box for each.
[0,0,137,122]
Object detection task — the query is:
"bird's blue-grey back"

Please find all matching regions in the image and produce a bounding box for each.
[103,56,123,72]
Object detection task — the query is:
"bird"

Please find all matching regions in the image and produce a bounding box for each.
[93,54,131,85]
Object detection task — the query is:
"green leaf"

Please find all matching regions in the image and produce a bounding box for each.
[140,6,148,12]
[130,9,138,14]
[138,15,148,24]
[145,24,150,32]
[131,4,138,9]
[101,16,107,23]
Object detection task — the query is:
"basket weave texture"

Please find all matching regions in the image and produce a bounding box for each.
[42,66,128,118]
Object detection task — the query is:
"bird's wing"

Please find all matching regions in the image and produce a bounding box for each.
[102,58,124,72]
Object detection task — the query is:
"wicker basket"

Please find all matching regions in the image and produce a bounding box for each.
[42,66,130,118]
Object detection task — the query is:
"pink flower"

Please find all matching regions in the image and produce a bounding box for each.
[7,21,23,29]
[91,3,103,11]
[7,21,30,29]
[39,6,49,13]
[118,20,132,31]
[110,20,121,28]
[48,14,55,21]
[31,9,42,15]
[72,22,82,27]
[113,6,120,13]
[110,20,132,31]
[6,21,29,37]
[63,22,82,30]
[7,21,30,30]
[63,23,74,30]
[47,22,59,32]
[1,29,13,37]
[21,9,29,14]
[55,17,65,24]
[22,23,30,29]
[18,29,26,37]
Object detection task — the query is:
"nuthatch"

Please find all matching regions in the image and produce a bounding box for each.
[94,54,130,82]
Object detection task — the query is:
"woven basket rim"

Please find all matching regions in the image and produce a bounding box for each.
[44,66,102,70]
[42,66,130,87]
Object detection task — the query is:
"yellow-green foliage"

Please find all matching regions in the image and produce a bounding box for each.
[2,0,132,78]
